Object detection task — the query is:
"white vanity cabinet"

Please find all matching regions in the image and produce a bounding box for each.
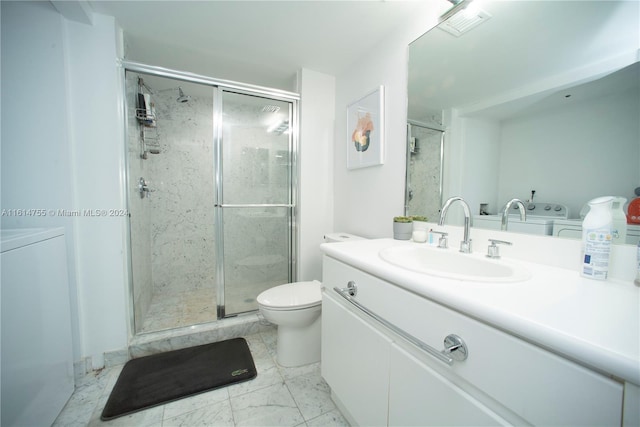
[321,255,625,426]
[388,343,510,426]
[322,291,392,426]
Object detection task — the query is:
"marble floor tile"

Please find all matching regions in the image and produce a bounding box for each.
[285,370,336,421]
[229,382,304,427]
[54,331,349,427]
[306,409,351,427]
[162,388,230,420]
[162,399,235,427]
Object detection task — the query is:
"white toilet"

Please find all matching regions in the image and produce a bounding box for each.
[257,232,364,367]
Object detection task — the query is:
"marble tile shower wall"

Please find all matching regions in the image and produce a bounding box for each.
[148,89,216,296]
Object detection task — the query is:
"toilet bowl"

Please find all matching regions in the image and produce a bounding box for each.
[257,232,364,367]
[258,281,322,367]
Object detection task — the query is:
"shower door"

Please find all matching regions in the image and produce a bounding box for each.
[125,65,297,333]
[214,90,295,318]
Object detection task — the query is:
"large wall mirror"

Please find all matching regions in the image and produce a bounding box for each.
[407,0,639,244]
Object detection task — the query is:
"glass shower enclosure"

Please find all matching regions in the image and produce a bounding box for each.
[405,122,444,221]
[124,64,297,334]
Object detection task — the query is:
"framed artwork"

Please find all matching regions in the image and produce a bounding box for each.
[347,85,384,169]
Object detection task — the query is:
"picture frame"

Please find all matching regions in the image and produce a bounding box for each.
[347,85,384,169]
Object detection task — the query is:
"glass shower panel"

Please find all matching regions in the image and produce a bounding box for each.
[221,93,292,205]
[219,91,293,317]
[222,206,291,315]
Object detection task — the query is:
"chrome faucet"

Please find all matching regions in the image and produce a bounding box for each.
[501,198,527,230]
[438,197,473,253]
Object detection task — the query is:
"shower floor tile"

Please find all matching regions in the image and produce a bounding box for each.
[140,286,217,333]
[140,279,291,333]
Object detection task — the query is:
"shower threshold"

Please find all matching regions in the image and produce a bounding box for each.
[129,312,273,358]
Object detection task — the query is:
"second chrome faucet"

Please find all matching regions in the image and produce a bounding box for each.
[501,198,527,230]
[438,196,473,253]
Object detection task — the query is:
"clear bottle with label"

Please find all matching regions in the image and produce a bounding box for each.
[581,196,614,280]
[611,197,627,244]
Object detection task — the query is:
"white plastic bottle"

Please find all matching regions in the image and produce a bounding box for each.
[611,197,627,244]
[581,196,614,280]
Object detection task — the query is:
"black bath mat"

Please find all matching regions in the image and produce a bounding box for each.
[101,338,257,420]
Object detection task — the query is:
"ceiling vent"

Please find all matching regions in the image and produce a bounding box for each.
[261,105,281,113]
[438,1,491,37]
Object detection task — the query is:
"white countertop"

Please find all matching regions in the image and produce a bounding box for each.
[321,237,640,385]
[1,227,65,252]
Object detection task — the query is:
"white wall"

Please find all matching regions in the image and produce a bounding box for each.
[1,1,129,365]
[459,117,501,215]
[64,13,129,365]
[1,1,81,360]
[497,89,639,217]
[297,69,335,281]
[333,3,442,238]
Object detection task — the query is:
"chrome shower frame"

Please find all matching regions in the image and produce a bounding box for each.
[119,60,300,334]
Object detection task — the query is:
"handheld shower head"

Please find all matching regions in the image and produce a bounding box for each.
[177,87,191,103]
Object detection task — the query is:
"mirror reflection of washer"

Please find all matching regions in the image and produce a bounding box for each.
[474,202,568,235]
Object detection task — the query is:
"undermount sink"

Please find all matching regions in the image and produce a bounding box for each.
[379,245,531,283]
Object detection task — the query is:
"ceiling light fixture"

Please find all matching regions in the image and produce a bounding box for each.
[267,120,290,135]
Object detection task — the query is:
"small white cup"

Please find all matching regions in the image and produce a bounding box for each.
[412,230,427,243]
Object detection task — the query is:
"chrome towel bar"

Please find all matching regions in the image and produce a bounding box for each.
[333,285,468,365]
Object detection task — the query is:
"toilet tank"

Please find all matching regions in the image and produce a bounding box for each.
[324,232,365,243]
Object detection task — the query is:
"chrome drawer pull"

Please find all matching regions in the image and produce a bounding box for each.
[340,280,357,296]
[333,286,467,366]
[443,334,468,361]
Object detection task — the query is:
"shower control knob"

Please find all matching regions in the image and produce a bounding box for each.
[138,177,154,198]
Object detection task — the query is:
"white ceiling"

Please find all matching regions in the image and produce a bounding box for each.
[89,0,449,90]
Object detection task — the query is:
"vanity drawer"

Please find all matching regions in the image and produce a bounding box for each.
[322,256,623,426]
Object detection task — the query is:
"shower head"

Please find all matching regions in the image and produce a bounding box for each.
[177,87,191,103]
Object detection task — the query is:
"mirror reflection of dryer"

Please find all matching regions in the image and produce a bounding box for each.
[553,219,640,245]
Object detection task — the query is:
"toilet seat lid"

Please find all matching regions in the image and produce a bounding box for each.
[257,280,321,309]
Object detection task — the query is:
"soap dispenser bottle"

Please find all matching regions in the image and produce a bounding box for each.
[581,196,614,280]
